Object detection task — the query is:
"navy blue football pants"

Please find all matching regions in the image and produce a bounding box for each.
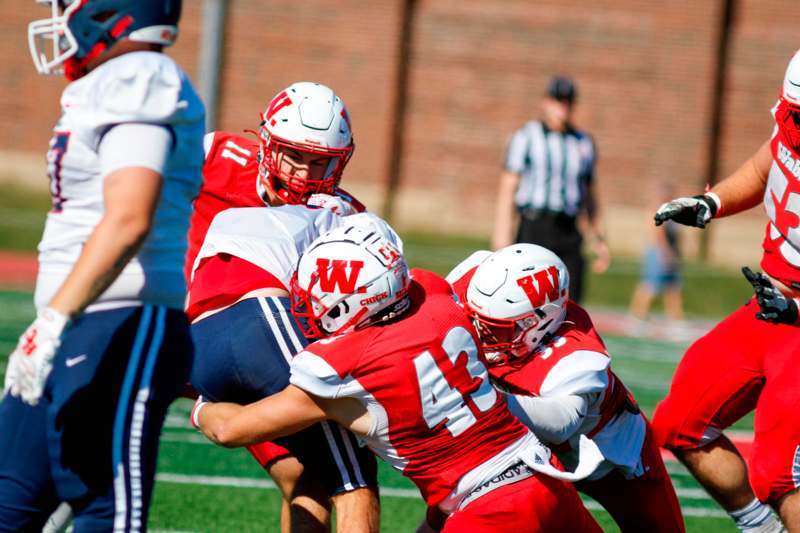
[190,296,377,496]
[0,305,192,532]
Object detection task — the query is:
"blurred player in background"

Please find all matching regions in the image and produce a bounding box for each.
[194,226,604,533]
[0,1,204,531]
[447,244,684,532]
[492,76,610,302]
[629,182,684,323]
[651,50,800,532]
[186,83,376,532]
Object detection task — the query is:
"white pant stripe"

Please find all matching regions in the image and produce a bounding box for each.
[257,297,293,364]
[127,306,166,533]
[113,306,154,532]
[792,445,800,489]
[337,425,367,487]
[268,296,305,353]
[320,421,354,491]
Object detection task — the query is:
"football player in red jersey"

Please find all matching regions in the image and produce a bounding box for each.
[651,50,800,532]
[446,244,684,532]
[185,81,364,282]
[186,82,374,533]
[193,226,603,532]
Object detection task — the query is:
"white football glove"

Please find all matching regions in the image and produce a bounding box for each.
[654,193,720,228]
[307,193,356,216]
[4,307,69,405]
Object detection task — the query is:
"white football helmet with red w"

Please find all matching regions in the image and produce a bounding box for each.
[465,244,569,365]
[291,226,410,338]
[258,82,354,204]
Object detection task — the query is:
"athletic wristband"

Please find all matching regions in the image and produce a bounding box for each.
[704,192,722,217]
[190,397,207,429]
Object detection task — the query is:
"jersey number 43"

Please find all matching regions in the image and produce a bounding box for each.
[413,326,497,437]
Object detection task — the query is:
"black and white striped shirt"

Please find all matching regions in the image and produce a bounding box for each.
[505,120,596,217]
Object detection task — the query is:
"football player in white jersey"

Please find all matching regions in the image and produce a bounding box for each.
[0,1,204,531]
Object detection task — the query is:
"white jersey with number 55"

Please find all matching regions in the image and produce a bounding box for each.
[34,51,205,312]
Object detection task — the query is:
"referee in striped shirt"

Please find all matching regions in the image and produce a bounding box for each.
[492,76,610,302]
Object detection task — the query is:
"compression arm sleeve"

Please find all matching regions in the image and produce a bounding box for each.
[506,392,589,445]
[99,123,172,177]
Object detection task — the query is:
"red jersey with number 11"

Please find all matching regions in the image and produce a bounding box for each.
[185,131,365,282]
[289,269,531,507]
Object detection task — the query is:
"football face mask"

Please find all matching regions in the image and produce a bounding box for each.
[28,0,80,76]
[776,99,800,151]
[258,127,352,205]
[469,309,541,365]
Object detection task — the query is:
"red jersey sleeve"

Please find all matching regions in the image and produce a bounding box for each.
[290,330,375,398]
[184,131,264,282]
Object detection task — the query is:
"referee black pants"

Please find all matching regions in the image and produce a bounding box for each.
[516,212,585,303]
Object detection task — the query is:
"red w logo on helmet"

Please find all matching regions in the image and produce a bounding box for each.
[265,91,294,123]
[316,259,366,293]
[516,266,560,308]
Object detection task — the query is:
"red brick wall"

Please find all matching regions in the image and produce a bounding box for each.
[1,1,796,243]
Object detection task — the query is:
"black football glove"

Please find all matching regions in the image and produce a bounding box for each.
[742,266,799,325]
[654,195,718,228]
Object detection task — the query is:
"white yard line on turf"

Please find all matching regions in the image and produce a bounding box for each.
[156,473,728,517]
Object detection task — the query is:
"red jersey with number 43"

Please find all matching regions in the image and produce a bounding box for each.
[184,131,365,282]
[763,108,800,286]
[289,269,531,507]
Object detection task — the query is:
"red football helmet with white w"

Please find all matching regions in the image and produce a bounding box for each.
[465,244,569,365]
[291,226,410,338]
[257,82,354,204]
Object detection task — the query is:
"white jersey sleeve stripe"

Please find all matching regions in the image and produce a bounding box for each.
[203,132,216,160]
[539,349,610,397]
[290,351,345,399]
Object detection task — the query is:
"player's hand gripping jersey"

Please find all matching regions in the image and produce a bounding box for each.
[35,52,205,311]
[184,131,365,282]
[290,269,545,510]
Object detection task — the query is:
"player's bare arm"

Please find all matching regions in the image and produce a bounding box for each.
[708,139,771,217]
[197,384,371,447]
[490,170,520,250]
[655,140,770,227]
[48,167,163,318]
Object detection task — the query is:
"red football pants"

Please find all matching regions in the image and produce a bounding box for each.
[442,473,601,533]
[576,420,685,532]
[652,299,800,503]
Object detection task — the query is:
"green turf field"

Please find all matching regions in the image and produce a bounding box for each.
[0,289,743,532]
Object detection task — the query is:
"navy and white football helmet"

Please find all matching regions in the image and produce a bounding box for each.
[28,0,182,80]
